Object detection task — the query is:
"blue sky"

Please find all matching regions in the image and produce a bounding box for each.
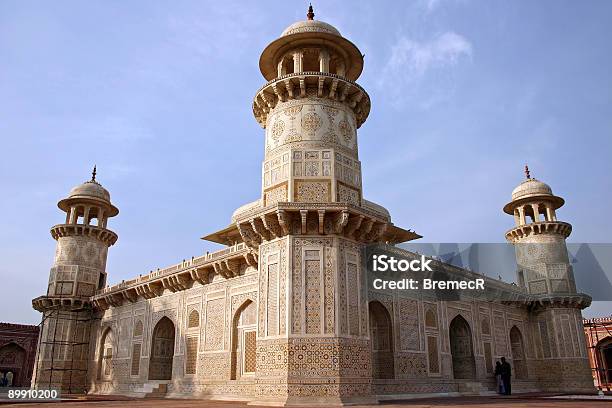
[1,1,611,324]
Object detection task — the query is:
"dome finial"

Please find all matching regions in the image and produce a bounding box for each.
[92,165,97,182]
[307,3,315,20]
[524,164,531,180]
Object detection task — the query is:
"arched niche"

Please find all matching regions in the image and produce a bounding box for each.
[449,315,476,379]
[148,317,175,380]
[369,300,394,379]
[230,300,257,380]
[510,326,527,379]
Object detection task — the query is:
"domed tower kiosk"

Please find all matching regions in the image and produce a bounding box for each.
[504,166,592,390]
[504,166,576,295]
[32,167,118,393]
[204,5,419,406]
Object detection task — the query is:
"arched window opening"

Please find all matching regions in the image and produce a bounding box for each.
[230,300,256,380]
[369,301,394,379]
[187,310,200,329]
[523,205,535,224]
[97,328,113,380]
[538,203,547,221]
[148,317,175,380]
[0,343,26,387]
[510,326,527,379]
[449,315,475,379]
[133,320,143,337]
[76,206,85,225]
[597,337,612,385]
[302,48,319,72]
[84,207,99,226]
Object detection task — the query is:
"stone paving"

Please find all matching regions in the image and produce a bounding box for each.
[3,395,612,408]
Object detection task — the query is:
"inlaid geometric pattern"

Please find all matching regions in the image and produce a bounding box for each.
[205,298,225,351]
[266,262,279,336]
[399,299,419,350]
[243,330,256,373]
[295,180,330,202]
[130,343,141,376]
[427,336,439,374]
[304,259,321,334]
[185,336,198,375]
[347,262,359,335]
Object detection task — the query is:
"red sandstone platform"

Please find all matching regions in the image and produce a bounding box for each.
[3,394,612,408]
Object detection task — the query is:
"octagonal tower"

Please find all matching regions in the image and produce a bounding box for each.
[32,167,118,392]
[254,6,370,208]
[202,6,419,406]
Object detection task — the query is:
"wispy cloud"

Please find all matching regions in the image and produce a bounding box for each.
[384,32,472,79]
[379,32,473,108]
[425,0,442,12]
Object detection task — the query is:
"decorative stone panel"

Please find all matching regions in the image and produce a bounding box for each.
[204,298,225,351]
[294,180,330,202]
[264,183,288,206]
[264,99,358,157]
[337,182,360,206]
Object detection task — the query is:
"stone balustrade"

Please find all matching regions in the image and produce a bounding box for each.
[90,242,253,310]
[252,71,370,129]
[505,220,572,242]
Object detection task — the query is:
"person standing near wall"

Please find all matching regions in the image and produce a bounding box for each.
[500,357,512,395]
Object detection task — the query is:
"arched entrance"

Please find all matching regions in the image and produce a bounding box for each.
[510,326,527,379]
[597,337,612,385]
[0,343,26,387]
[97,328,114,380]
[369,301,394,379]
[149,317,175,380]
[449,315,475,379]
[230,300,257,380]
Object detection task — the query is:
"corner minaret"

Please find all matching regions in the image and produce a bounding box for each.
[503,165,576,294]
[504,167,592,390]
[32,167,118,392]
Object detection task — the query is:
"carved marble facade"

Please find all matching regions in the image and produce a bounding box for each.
[31,7,594,406]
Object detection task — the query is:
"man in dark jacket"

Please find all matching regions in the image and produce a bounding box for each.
[500,357,512,395]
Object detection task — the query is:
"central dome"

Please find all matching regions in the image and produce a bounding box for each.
[502,167,565,215]
[258,7,364,82]
[57,167,119,217]
[280,19,341,37]
[511,178,553,201]
[68,180,111,202]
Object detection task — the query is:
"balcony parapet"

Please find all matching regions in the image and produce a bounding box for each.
[505,221,572,243]
[229,202,419,250]
[252,72,370,129]
[527,293,591,311]
[32,295,92,313]
[50,224,118,246]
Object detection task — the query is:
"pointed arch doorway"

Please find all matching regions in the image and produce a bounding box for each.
[148,317,175,380]
[449,315,476,379]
